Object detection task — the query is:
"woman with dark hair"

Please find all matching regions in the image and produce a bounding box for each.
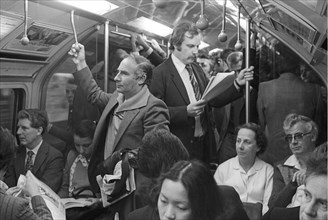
[214,122,273,215]
[129,160,249,220]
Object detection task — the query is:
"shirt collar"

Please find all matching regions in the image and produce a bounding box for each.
[171,53,187,75]
[116,86,150,113]
[232,156,263,172]
[284,154,301,169]
[26,140,42,155]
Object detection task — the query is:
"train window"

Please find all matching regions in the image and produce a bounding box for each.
[0,88,25,133]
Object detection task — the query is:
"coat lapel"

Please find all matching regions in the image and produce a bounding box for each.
[167,57,190,104]
[33,142,48,174]
[93,92,119,148]
[112,109,140,153]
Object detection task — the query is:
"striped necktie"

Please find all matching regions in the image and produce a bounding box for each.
[25,151,34,173]
[186,64,201,100]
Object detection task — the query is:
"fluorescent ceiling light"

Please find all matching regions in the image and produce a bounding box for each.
[215,0,237,12]
[127,17,173,37]
[58,0,119,15]
[199,41,210,50]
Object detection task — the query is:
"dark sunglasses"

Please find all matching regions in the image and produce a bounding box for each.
[284,132,311,143]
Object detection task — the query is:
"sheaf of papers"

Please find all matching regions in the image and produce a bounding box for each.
[202,71,235,101]
[17,173,66,220]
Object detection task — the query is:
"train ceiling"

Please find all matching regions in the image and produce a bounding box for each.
[0,0,327,79]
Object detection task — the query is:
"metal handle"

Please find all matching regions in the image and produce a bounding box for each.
[111,26,167,47]
[70,10,79,44]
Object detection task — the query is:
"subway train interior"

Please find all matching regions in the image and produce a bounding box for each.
[1,1,327,157]
[0,0,327,219]
[1,0,327,141]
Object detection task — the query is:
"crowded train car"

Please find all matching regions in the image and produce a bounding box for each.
[0,0,327,220]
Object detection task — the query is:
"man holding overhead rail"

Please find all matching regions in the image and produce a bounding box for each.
[149,21,254,162]
[68,43,170,194]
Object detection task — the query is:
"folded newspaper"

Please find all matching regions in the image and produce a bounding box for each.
[61,197,100,209]
[202,71,235,101]
[17,173,66,220]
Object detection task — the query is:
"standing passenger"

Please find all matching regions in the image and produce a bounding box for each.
[257,43,325,165]
[149,21,254,162]
[68,43,170,195]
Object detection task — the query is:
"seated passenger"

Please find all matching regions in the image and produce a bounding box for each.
[128,160,249,220]
[214,122,273,215]
[262,148,327,220]
[4,109,64,193]
[58,120,96,198]
[270,142,327,209]
[0,127,53,220]
[268,113,319,208]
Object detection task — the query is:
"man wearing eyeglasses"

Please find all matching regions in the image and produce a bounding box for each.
[268,113,318,208]
[262,149,327,220]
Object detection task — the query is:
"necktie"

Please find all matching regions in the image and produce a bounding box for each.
[25,151,34,173]
[186,64,205,137]
[185,64,201,100]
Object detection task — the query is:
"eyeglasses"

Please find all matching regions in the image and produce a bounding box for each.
[284,132,311,143]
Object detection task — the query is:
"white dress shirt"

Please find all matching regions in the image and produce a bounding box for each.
[214,156,274,214]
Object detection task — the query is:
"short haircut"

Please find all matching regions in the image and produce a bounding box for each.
[235,122,267,155]
[126,53,154,86]
[154,160,222,220]
[137,129,189,179]
[0,127,16,170]
[275,43,300,75]
[169,21,200,51]
[73,120,96,139]
[283,113,318,140]
[305,149,327,180]
[17,109,49,135]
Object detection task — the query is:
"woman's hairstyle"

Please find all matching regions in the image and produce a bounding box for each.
[169,21,200,51]
[17,109,49,135]
[283,113,318,140]
[137,129,189,179]
[235,122,267,155]
[73,120,96,139]
[153,160,222,220]
[0,127,16,171]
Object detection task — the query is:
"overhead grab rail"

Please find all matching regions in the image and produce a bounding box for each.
[110,26,167,48]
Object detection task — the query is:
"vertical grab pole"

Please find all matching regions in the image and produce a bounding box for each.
[104,20,109,93]
[245,18,251,123]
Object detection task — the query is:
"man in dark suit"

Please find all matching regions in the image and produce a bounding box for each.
[149,21,254,162]
[4,109,64,193]
[68,43,170,194]
[257,44,325,165]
